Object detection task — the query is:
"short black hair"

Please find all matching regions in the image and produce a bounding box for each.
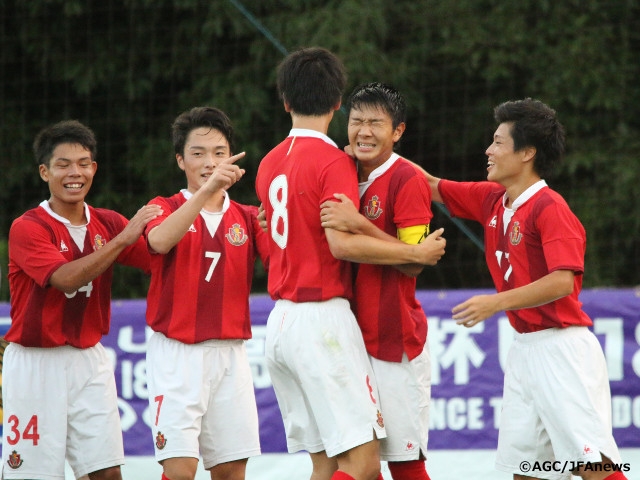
[33,120,97,166]
[276,47,347,116]
[494,98,566,178]
[347,82,407,129]
[172,106,235,156]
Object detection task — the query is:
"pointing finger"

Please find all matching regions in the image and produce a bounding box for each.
[219,151,246,166]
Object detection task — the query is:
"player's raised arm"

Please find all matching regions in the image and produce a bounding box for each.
[147,151,245,254]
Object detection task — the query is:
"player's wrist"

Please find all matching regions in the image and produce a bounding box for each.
[408,243,426,264]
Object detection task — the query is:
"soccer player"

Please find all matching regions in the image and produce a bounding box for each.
[423,98,627,480]
[255,47,446,480]
[144,106,269,480]
[320,82,434,480]
[2,119,161,480]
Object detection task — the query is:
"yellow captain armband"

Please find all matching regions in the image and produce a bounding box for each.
[398,224,430,245]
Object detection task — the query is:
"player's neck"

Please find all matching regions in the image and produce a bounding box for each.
[290,111,335,135]
[202,190,225,213]
[503,174,541,208]
[48,198,87,225]
[358,162,378,183]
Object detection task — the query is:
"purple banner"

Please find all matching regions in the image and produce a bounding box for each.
[423,288,640,449]
[1,288,638,455]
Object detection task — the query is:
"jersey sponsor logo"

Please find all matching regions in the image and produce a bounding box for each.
[60,240,69,252]
[376,409,385,428]
[225,223,248,246]
[489,215,497,228]
[364,195,383,220]
[155,431,167,450]
[93,234,106,250]
[6,450,24,469]
[509,221,522,245]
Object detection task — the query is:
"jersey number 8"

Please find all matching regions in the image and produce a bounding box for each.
[268,174,288,249]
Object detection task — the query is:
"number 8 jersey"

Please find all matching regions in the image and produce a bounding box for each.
[256,129,360,302]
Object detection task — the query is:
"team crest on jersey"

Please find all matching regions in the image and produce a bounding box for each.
[509,221,522,245]
[376,409,385,428]
[93,234,106,250]
[155,431,167,450]
[6,450,23,469]
[364,196,383,220]
[225,223,248,246]
[60,240,69,252]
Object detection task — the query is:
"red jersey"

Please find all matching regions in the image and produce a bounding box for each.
[6,201,150,348]
[438,179,592,333]
[256,129,359,302]
[144,191,269,343]
[354,156,432,362]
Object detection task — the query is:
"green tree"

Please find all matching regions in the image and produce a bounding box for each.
[0,0,638,301]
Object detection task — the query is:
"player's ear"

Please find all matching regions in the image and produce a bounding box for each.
[39,163,49,182]
[522,146,536,164]
[176,153,186,171]
[393,122,406,143]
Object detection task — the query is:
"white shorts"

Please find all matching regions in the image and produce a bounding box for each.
[1,343,124,480]
[146,332,261,469]
[372,344,430,462]
[496,326,622,480]
[265,298,386,458]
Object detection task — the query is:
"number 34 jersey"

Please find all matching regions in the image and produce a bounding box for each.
[144,191,269,344]
[7,201,150,349]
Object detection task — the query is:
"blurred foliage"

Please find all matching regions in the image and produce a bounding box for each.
[0,0,638,301]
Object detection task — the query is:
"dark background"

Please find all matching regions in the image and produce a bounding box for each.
[1,0,638,300]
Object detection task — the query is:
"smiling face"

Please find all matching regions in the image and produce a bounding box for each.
[348,105,405,178]
[177,127,231,194]
[485,122,533,187]
[39,142,97,219]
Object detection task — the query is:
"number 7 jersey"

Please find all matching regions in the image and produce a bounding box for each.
[144,191,269,343]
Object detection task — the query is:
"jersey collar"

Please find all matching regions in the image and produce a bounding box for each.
[39,200,90,226]
[180,189,230,214]
[288,128,338,148]
[358,153,401,198]
[501,180,547,233]
[502,179,548,211]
